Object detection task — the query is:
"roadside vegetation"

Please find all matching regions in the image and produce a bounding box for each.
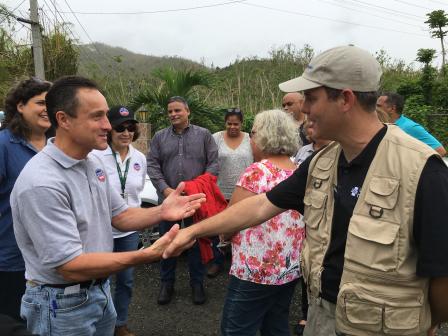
[1,5,446,145]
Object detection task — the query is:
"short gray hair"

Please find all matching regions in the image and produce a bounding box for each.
[252,109,300,156]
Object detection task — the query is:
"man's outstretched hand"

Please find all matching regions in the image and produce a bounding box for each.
[163,226,196,259]
[143,223,180,260]
[161,182,206,221]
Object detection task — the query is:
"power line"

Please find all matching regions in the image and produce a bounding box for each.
[391,0,432,10]
[41,0,77,39]
[317,0,426,28]
[57,0,247,15]
[62,0,96,48]
[336,0,422,23]
[61,0,119,76]
[0,0,27,24]
[344,0,424,20]
[40,0,110,75]
[242,2,428,37]
[428,0,448,6]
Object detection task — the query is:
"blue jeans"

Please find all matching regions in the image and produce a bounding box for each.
[221,276,298,336]
[21,280,116,336]
[113,232,139,327]
[159,218,205,286]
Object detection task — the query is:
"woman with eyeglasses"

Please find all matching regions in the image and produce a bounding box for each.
[92,105,146,336]
[220,109,304,336]
[0,78,52,321]
[208,108,253,277]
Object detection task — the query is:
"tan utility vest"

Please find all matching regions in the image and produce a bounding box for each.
[301,125,439,336]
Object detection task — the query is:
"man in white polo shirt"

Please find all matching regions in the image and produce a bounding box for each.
[11,76,205,336]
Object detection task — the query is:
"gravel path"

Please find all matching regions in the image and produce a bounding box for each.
[125,254,447,336]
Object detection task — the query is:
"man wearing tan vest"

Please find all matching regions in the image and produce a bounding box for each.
[163,45,448,336]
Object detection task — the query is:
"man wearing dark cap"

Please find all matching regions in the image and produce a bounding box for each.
[10,76,205,336]
[163,46,448,336]
[147,96,219,305]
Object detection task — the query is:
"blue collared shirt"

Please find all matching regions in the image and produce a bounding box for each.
[0,128,39,271]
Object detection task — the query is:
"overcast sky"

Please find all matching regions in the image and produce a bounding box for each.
[3,0,447,68]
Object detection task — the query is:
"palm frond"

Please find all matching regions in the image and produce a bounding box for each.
[130,67,220,133]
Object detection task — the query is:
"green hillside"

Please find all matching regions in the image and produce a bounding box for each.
[78,42,204,78]
[77,43,314,132]
[66,43,448,145]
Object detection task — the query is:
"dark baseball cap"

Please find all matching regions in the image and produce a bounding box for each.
[108,106,138,127]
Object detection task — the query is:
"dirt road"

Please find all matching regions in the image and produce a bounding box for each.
[125,254,302,336]
[125,254,447,336]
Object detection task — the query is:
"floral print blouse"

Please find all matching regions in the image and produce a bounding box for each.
[229,159,305,285]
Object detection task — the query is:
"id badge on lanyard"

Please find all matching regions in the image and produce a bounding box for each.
[121,192,129,204]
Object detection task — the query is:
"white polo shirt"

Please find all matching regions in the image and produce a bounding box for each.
[11,139,128,284]
[92,145,146,238]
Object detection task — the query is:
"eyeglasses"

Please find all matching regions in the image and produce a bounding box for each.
[113,124,137,133]
[226,108,242,114]
[249,130,256,138]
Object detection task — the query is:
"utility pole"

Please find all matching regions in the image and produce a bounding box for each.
[17,0,45,79]
[29,0,45,79]
[30,0,45,79]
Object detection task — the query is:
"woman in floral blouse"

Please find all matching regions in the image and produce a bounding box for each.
[221,109,305,336]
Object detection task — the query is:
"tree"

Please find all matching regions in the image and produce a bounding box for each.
[425,10,448,70]
[130,68,221,132]
[0,5,34,105]
[42,25,79,80]
[416,48,436,66]
[0,8,79,105]
[416,48,437,104]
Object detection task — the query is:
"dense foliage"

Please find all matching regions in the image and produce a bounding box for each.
[0,6,78,102]
[0,7,445,147]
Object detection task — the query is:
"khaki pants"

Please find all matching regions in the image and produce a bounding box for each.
[304,297,342,336]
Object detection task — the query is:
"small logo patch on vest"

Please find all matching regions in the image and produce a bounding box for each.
[95,168,106,182]
[350,186,360,198]
[133,163,141,171]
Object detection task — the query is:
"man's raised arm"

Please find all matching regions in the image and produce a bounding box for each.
[112,182,205,232]
[163,193,283,258]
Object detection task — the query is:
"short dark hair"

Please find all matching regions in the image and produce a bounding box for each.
[45,76,100,128]
[224,108,243,122]
[167,96,189,109]
[381,92,404,114]
[324,87,378,112]
[2,78,52,139]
